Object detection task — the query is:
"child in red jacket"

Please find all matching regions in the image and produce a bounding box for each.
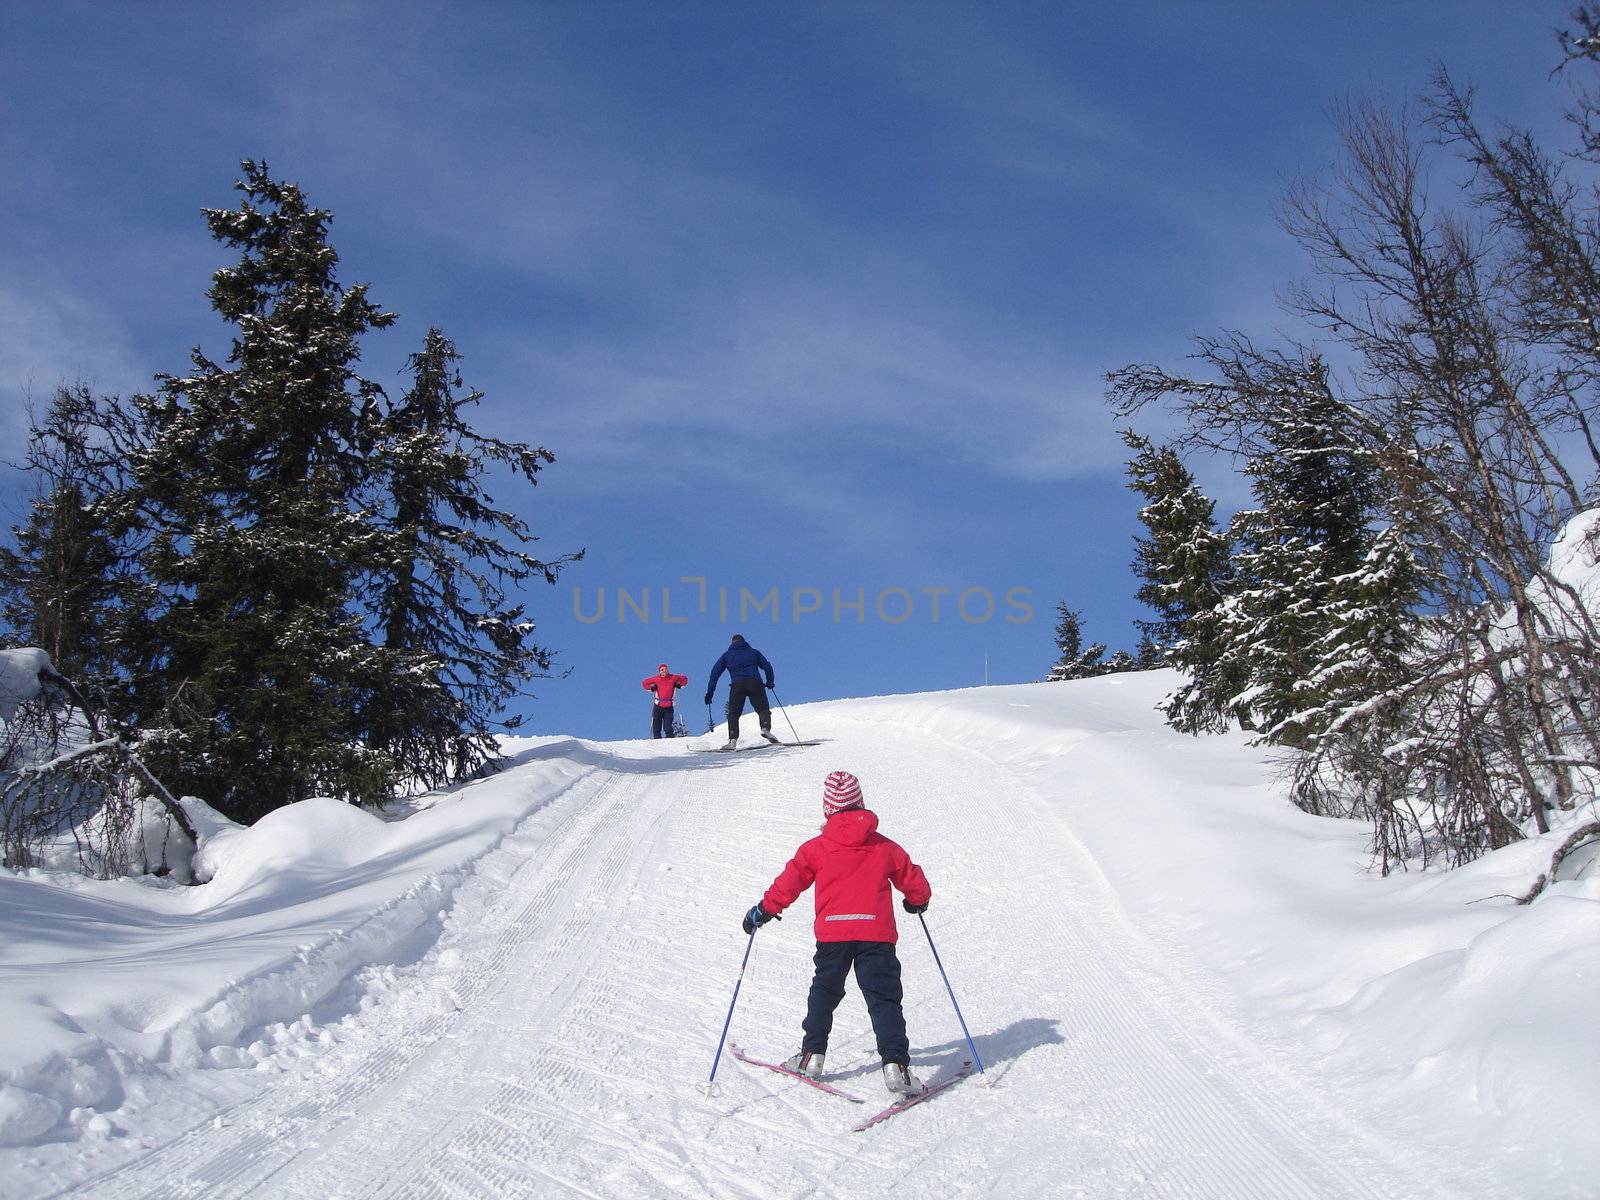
[741,770,932,1095]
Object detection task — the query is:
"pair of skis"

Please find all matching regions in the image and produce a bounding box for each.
[728,1043,973,1131]
[694,738,822,753]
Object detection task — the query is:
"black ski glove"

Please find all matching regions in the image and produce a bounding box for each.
[902,898,930,915]
[741,904,779,935]
[703,693,714,706]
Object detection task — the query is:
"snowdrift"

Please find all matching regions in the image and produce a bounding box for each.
[0,737,606,1149]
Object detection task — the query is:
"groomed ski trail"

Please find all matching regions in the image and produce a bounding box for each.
[64,713,1458,1200]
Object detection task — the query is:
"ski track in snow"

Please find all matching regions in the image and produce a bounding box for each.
[27,716,1468,1199]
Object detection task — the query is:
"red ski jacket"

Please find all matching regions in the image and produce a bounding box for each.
[761,809,931,943]
[643,668,688,707]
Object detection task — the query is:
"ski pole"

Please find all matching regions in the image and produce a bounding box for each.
[918,912,985,1073]
[769,687,802,744]
[708,927,757,1084]
[706,702,715,736]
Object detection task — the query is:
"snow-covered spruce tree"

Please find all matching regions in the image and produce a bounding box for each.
[1102,649,1141,673]
[1045,604,1107,681]
[1114,355,1385,739]
[118,161,397,821]
[1044,604,1141,681]
[1283,521,1426,863]
[1220,376,1385,748]
[1120,429,1235,712]
[1158,595,1242,734]
[367,328,580,790]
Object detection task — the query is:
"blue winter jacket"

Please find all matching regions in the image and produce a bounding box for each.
[707,642,774,691]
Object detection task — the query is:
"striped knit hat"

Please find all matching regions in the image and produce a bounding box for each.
[822,771,864,815]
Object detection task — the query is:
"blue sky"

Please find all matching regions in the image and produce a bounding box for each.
[0,2,1573,740]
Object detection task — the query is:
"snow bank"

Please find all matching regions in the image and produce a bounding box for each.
[0,738,606,1148]
[191,796,391,897]
[1310,867,1600,1152]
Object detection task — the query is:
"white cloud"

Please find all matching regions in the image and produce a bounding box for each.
[0,283,145,449]
[476,272,1126,492]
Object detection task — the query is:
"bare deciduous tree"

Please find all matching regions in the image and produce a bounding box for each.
[1111,53,1600,881]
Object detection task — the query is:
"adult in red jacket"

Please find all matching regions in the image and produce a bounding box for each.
[741,770,933,1096]
[642,664,688,738]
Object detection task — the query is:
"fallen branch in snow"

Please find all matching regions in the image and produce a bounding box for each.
[1515,820,1600,905]
[2,659,199,874]
[37,666,197,845]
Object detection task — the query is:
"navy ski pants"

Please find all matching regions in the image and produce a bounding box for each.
[725,678,771,739]
[800,941,910,1064]
[650,705,676,738]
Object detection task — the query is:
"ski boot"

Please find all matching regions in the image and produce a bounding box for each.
[782,1050,825,1079]
[882,1061,922,1096]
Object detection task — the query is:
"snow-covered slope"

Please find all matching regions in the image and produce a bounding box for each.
[0,673,1594,1198]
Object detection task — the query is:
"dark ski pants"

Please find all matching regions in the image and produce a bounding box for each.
[800,940,910,1064]
[651,704,676,738]
[725,677,771,739]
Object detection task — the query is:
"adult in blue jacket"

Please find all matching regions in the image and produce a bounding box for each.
[705,633,778,749]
